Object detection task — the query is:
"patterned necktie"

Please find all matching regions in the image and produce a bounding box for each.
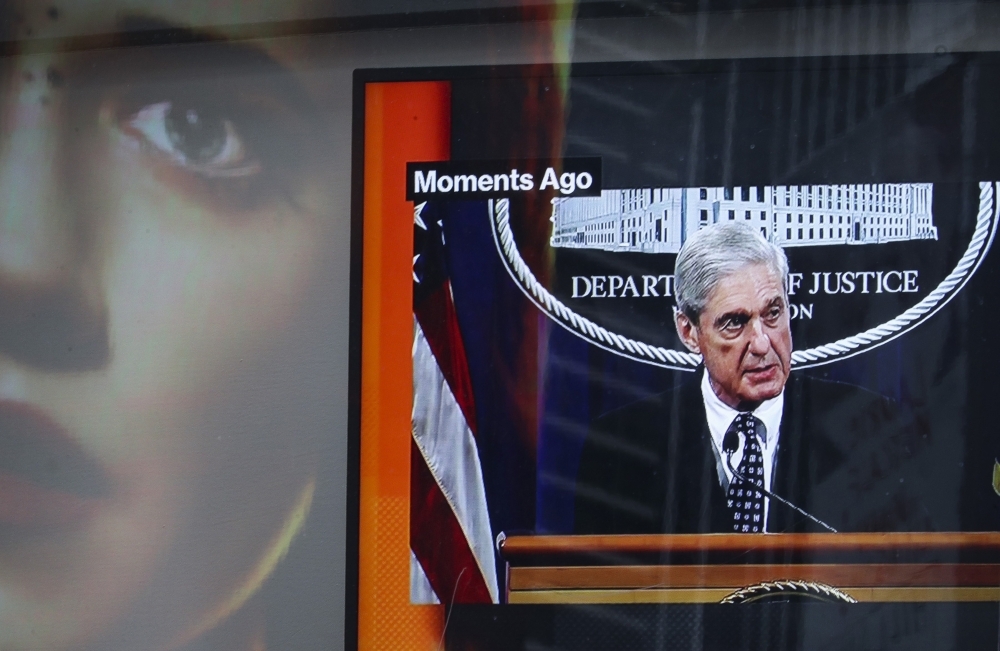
[726,412,766,533]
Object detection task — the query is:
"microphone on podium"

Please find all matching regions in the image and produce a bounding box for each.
[723,429,838,533]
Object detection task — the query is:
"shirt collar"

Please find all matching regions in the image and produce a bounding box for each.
[701,368,784,449]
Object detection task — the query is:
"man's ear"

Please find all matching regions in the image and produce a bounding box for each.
[674,309,702,354]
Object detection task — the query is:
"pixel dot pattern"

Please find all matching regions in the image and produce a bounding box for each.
[371,497,443,651]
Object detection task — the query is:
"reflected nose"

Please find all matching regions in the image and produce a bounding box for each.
[0,55,108,371]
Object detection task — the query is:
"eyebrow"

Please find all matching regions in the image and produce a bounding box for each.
[5,10,322,59]
[106,16,313,108]
[115,16,221,46]
[126,24,320,128]
[113,16,287,68]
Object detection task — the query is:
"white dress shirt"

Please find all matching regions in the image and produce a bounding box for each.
[700,369,784,530]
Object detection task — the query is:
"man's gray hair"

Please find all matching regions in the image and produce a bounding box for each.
[674,221,789,324]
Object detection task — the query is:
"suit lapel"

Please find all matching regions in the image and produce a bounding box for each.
[660,376,731,534]
[769,373,842,533]
[769,372,802,532]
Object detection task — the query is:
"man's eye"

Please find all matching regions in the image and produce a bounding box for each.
[765,305,784,321]
[124,102,261,178]
[721,316,746,331]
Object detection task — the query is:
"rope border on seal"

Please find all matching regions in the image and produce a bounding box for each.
[488,182,999,370]
[719,580,858,604]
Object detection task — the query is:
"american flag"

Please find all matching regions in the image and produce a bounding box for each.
[410,200,499,604]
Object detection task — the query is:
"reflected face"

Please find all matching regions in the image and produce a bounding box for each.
[0,2,338,649]
[675,264,792,409]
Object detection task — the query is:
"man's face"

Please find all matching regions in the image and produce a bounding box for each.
[675,263,792,409]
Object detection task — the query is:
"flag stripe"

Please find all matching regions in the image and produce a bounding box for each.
[415,282,478,435]
[412,319,499,603]
[410,438,492,603]
[409,548,440,604]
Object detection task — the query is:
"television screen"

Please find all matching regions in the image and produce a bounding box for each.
[352,53,1000,650]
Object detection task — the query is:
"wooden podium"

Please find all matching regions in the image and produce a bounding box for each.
[498,532,1000,604]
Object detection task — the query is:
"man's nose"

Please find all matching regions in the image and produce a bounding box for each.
[0,54,109,371]
[746,317,771,356]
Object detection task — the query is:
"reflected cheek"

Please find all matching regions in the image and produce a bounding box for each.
[98,159,324,408]
[17,148,330,645]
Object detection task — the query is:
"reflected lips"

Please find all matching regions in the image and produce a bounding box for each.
[0,401,111,529]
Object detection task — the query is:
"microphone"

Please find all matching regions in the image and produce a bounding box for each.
[723,430,838,533]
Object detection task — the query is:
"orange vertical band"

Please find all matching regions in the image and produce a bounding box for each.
[358,81,451,651]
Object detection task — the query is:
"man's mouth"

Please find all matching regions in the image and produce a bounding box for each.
[743,364,779,381]
[0,401,112,531]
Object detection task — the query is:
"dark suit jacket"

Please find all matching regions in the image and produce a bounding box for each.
[574,372,936,534]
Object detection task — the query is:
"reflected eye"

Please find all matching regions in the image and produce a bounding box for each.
[125,102,261,178]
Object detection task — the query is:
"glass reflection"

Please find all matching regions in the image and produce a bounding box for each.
[0,3,338,649]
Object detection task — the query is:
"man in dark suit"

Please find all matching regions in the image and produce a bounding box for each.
[574,222,930,534]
